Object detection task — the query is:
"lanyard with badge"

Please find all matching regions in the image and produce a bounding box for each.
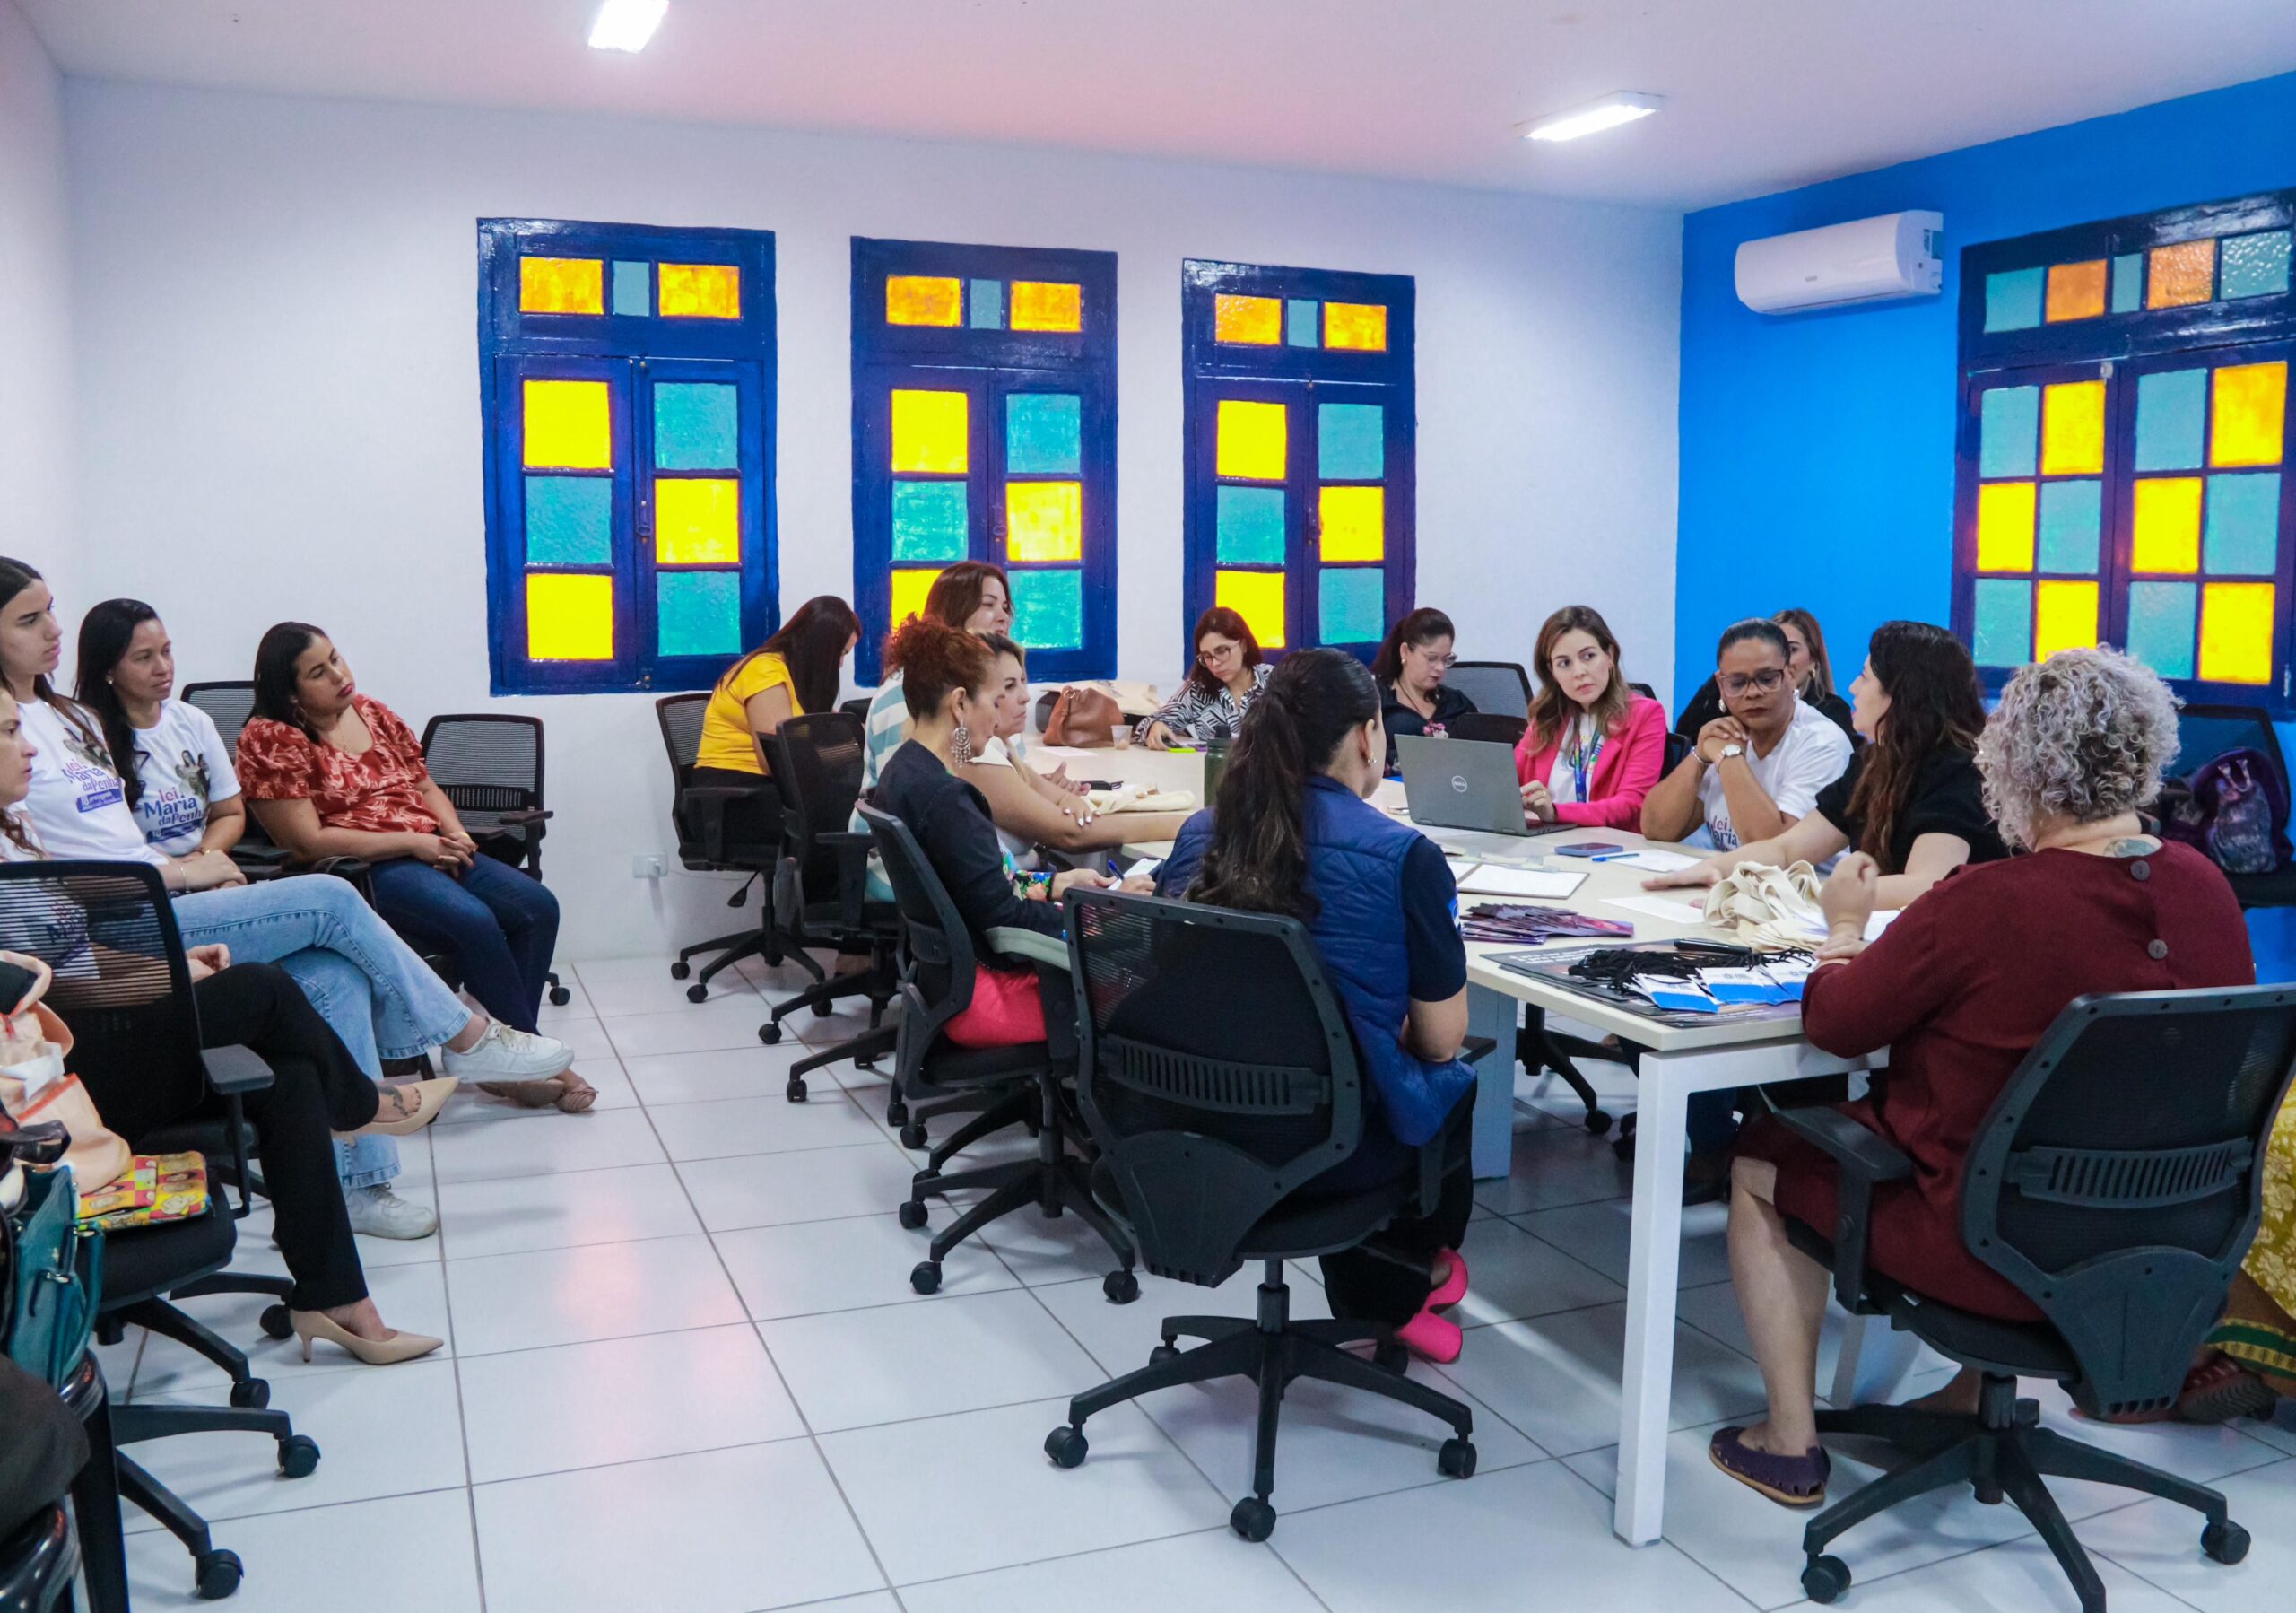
[1562,719,1605,801]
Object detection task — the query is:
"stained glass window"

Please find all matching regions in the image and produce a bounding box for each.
[851,239,1117,682]
[1184,259,1414,659]
[480,220,776,694]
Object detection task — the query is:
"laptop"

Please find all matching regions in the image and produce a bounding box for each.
[1394,734,1571,838]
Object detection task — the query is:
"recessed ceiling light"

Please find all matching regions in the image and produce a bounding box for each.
[1519,92,1664,144]
[589,0,668,53]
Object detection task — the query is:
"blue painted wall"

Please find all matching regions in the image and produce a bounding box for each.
[1675,70,2296,979]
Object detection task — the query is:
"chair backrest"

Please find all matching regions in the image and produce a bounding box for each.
[1446,711,1528,747]
[1443,661,1531,721]
[1065,888,1363,1286]
[857,803,980,1051]
[180,680,257,755]
[418,714,544,866]
[1962,984,2296,1417]
[655,693,712,858]
[765,713,865,864]
[839,696,873,721]
[1664,728,1695,773]
[2175,703,2288,781]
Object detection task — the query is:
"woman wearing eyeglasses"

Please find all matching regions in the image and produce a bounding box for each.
[1136,606,1269,749]
[1372,607,1475,768]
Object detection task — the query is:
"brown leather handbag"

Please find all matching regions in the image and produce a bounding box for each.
[1040,684,1128,748]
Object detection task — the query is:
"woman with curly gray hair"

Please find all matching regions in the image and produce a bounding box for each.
[1709,647,2255,1511]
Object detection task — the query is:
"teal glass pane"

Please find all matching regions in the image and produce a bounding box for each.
[1971,579,2032,666]
[2038,479,2101,573]
[891,481,970,562]
[1318,568,1384,645]
[2126,581,2197,680]
[2135,369,2207,472]
[2110,252,2144,314]
[1011,568,1082,650]
[612,260,650,317]
[2204,472,2283,576]
[2221,231,2292,301]
[654,383,739,470]
[969,279,1004,330]
[1984,267,2045,332]
[1215,486,1285,564]
[1979,387,2039,480]
[657,571,742,658]
[1286,299,1318,347]
[1005,394,1081,475]
[523,475,613,565]
[1318,403,1385,481]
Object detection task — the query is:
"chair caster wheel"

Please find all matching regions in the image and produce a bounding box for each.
[811,999,833,1017]
[1045,1426,1088,1469]
[1612,1135,1636,1163]
[856,1056,878,1071]
[669,961,691,980]
[1103,1269,1140,1304]
[759,1022,782,1044]
[1438,1437,1477,1478]
[685,983,709,1004]
[258,1304,292,1341]
[276,1434,321,1479]
[899,1123,928,1150]
[785,1078,807,1103]
[229,1378,270,1409]
[195,1548,243,1600]
[886,1099,909,1127]
[898,1199,928,1230]
[1150,1342,1179,1365]
[910,1260,941,1295]
[1585,1108,1613,1135]
[549,985,572,1007]
[1373,1340,1410,1374]
[1230,1496,1276,1541]
[2203,1520,2250,1564]
[1800,1556,1850,1603]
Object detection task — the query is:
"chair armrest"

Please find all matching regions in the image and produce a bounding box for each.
[199,1044,275,1095]
[229,842,293,868]
[683,786,769,865]
[303,854,374,891]
[491,807,552,827]
[1770,1104,1912,1309]
[985,926,1070,971]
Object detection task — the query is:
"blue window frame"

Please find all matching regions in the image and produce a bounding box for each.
[1181,259,1415,664]
[850,237,1118,684]
[479,218,778,694]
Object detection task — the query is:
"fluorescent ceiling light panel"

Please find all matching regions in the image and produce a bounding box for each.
[589,0,668,52]
[1521,92,1664,143]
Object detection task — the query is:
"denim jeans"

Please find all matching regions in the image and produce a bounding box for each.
[368,855,559,1033]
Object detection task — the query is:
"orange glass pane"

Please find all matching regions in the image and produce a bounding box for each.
[2033,580,2100,661]
[525,573,614,661]
[2044,260,2108,323]
[1324,302,1388,352]
[522,379,613,470]
[890,389,970,475]
[1005,481,1083,562]
[2212,361,2288,468]
[1975,483,2037,571]
[2147,240,2216,309]
[519,257,604,315]
[885,275,961,327]
[1216,570,1287,650]
[2201,582,2276,684]
[890,568,944,631]
[658,263,740,318]
[2131,477,2203,573]
[1213,294,1282,345]
[655,478,740,565]
[1010,282,1083,332]
[1216,400,1287,480]
[2039,380,2106,475]
[1318,486,1385,562]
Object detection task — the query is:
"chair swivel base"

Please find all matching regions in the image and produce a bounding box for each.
[784,1023,899,1103]
[1045,1260,1475,1539]
[113,1404,320,1601]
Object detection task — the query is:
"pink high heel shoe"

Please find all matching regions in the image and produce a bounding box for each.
[1395,1308,1463,1365]
[1428,1248,1468,1312]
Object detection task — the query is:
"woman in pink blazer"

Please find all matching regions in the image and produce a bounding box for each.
[1513,606,1667,831]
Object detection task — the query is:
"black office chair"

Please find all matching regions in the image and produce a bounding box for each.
[417,713,570,1007]
[58,1356,128,1613]
[0,1508,74,1613]
[2170,703,2296,908]
[857,804,1137,1302]
[839,696,874,722]
[1771,985,2296,1610]
[1445,711,1527,747]
[1663,728,1695,772]
[1044,889,1484,1539]
[655,693,795,998]
[1442,661,1531,721]
[178,681,293,877]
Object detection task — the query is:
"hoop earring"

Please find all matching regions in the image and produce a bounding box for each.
[952,725,973,766]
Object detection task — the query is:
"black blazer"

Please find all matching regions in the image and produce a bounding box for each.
[872,740,1065,944]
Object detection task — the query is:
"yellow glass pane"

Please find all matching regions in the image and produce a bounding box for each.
[885,275,961,327]
[1213,294,1281,345]
[1975,483,2036,571]
[2040,380,2105,475]
[2131,477,2203,572]
[1216,570,1287,650]
[891,389,970,475]
[1010,282,1083,332]
[658,263,739,319]
[890,568,944,631]
[2044,260,2108,323]
[2212,361,2288,468]
[1005,481,1083,562]
[2201,582,2276,684]
[525,573,613,661]
[523,379,612,470]
[1318,486,1385,562]
[655,478,740,565]
[1216,399,1287,480]
[519,257,604,315]
[2033,580,2099,661]
[2148,240,2216,309]
[1324,302,1388,352]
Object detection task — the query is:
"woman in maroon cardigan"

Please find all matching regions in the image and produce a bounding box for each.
[1709,647,2254,1509]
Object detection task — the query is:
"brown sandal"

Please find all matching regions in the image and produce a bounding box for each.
[478,1072,597,1114]
[2178,1352,2280,1425]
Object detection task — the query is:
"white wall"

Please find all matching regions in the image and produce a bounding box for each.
[0,0,73,592]
[62,80,1683,960]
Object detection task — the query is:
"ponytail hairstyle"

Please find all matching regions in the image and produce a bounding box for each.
[250,621,328,743]
[1844,620,1987,871]
[1526,605,1631,754]
[721,594,858,719]
[73,598,162,811]
[1774,607,1838,702]
[888,616,995,724]
[1187,648,1380,919]
[1370,606,1455,687]
[0,556,103,758]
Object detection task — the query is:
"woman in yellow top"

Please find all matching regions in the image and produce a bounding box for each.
[691,596,861,850]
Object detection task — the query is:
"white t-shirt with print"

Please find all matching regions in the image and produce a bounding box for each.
[1695,694,1855,852]
[15,699,161,866]
[126,700,241,857]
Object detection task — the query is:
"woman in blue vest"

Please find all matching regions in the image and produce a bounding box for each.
[1158,649,1478,1362]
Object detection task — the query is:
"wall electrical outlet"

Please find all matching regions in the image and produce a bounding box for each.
[631,854,665,879]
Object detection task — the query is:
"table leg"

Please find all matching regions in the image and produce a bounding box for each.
[1615,1048,1692,1546]
[1466,983,1518,1180]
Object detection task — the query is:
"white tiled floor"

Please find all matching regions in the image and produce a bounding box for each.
[102,958,2296,1611]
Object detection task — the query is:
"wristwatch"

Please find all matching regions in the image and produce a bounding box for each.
[1718,743,1745,762]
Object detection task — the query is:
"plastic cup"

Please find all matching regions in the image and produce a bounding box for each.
[1110,724,1131,750]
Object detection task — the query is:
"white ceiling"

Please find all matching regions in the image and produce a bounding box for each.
[23,0,2296,210]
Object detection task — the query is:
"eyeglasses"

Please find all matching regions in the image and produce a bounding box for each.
[1412,650,1458,670]
[1198,643,1241,664]
[1718,667,1788,698]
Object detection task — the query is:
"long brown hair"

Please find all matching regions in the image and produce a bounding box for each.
[719,594,858,719]
[1774,607,1837,702]
[74,598,162,812]
[1184,606,1264,697]
[884,562,1009,676]
[1845,620,1987,870]
[1527,605,1632,754]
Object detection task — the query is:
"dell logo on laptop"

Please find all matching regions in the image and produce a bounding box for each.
[1449,774,1469,793]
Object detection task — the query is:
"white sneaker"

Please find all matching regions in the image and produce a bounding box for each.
[441,1021,575,1082]
[344,1183,438,1240]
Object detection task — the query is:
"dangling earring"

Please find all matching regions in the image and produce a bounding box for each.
[952,724,973,766]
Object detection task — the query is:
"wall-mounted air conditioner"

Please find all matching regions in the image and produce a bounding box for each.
[1735,211,1944,314]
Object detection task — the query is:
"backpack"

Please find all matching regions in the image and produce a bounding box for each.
[2159,746,2292,875]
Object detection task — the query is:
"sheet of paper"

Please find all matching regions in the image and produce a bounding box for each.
[1787,908,1902,941]
[1604,894,1710,927]
[1605,849,1700,873]
[1454,864,1587,900]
